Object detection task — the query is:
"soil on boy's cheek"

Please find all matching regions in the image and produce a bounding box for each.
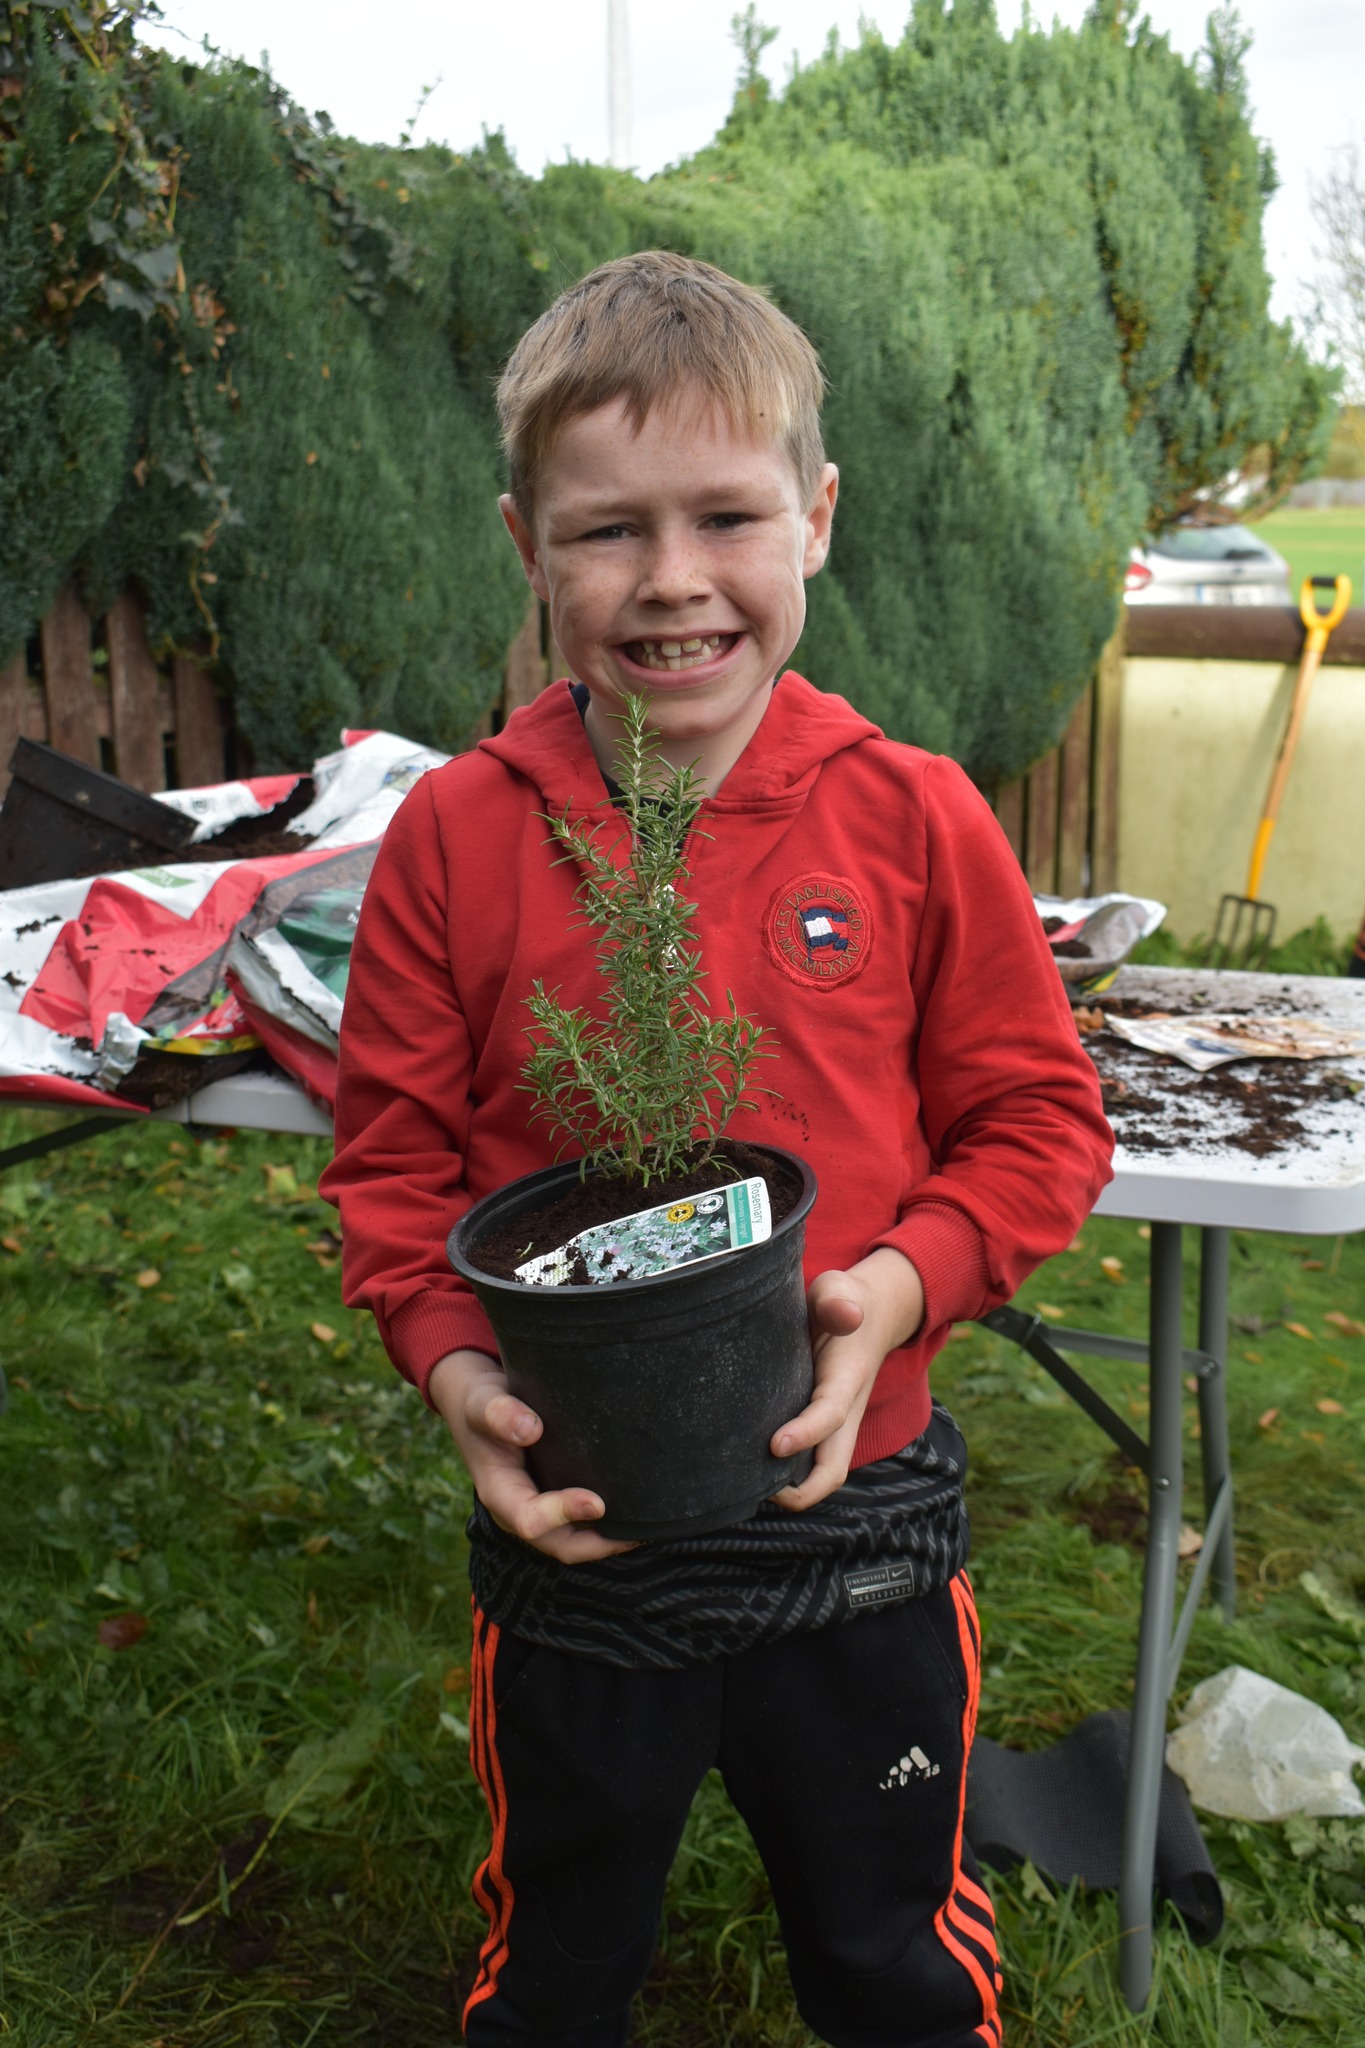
[469,1138,802,1282]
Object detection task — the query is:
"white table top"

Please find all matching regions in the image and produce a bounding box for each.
[153,1067,333,1138]
[151,965,1365,1237]
[1090,966,1365,1233]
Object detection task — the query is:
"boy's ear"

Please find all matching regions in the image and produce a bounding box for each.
[802,464,840,580]
[500,494,551,602]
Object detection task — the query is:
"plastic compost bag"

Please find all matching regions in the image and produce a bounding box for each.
[1166,1666,1365,1820]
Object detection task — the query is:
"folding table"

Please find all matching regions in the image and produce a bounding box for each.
[4,964,1364,2013]
[982,965,1365,2008]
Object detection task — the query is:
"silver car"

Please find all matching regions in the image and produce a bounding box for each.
[1124,522,1292,604]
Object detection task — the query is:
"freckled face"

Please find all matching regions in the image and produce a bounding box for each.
[500,393,838,780]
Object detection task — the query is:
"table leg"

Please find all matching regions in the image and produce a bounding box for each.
[1197,1227,1236,1619]
[1119,1221,1184,2011]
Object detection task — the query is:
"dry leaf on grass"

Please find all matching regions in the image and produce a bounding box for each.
[1315,1399,1346,1416]
[2,1235,23,1255]
[1177,1525,1203,1558]
[97,1612,148,1651]
[1037,1303,1064,1320]
[310,1321,337,1344]
[1324,1311,1365,1338]
[1257,1407,1279,1430]
[1284,1322,1315,1341]
[1101,1256,1126,1283]
[134,1268,161,1289]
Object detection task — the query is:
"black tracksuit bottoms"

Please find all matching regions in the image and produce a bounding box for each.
[462,1570,1002,2048]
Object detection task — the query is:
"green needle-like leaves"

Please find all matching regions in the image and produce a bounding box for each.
[522,694,773,1186]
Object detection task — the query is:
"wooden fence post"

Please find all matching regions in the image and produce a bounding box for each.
[39,582,100,765]
[106,591,166,791]
[1091,613,1126,894]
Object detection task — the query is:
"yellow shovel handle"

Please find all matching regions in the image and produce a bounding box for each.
[1245,576,1352,900]
[1299,573,1352,653]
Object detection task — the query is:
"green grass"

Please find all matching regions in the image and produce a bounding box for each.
[1249,507,1365,605]
[1,1111,1364,2044]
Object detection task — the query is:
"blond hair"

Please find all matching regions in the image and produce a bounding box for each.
[496,251,827,518]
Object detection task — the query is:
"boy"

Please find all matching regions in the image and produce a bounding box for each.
[323,251,1113,2047]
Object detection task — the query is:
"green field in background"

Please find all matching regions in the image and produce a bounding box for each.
[1252,506,1365,603]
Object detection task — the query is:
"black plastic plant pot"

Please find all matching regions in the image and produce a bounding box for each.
[447,1146,818,1541]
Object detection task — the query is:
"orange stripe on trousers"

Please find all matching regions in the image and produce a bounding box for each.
[933,1572,1003,2047]
[463,1607,514,2025]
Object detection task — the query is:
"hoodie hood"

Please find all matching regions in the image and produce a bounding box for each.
[478,672,883,822]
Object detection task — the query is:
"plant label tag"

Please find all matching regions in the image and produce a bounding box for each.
[515,1176,772,1288]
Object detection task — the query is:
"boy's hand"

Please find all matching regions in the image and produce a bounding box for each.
[427,1349,637,1563]
[769,1248,926,1513]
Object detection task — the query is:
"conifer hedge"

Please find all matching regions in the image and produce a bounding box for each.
[0,1,1335,781]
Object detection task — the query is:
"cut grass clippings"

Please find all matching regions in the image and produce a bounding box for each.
[1,1109,1364,2044]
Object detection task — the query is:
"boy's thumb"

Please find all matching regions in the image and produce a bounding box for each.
[807,1274,864,1339]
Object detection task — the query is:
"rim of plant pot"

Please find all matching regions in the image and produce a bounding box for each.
[447,1145,816,1300]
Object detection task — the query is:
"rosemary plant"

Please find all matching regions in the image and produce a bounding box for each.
[522,693,773,1186]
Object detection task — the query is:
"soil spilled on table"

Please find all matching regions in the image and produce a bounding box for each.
[1082,1005,1361,1157]
[470,1139,803,1283]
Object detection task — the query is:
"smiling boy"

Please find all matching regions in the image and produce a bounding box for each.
[324,251,1112,2046]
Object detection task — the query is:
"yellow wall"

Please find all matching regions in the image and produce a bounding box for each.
[1116,657,1365,944]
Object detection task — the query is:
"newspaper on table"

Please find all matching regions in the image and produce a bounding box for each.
[1105,1011,1365,1074]
[515,1176,772,1288]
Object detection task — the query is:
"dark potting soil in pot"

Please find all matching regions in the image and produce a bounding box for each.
[470,1138,803,1283]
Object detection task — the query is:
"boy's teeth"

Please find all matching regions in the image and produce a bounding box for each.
[630,633,727,672]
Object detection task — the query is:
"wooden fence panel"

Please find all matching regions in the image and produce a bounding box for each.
[172,653,226,787]
[0,587,232,803]
[106,592,167,792]
[0,655,26,799]
[990,614,1126,900]
[39,582,100,765]
[1091,616,1125,894]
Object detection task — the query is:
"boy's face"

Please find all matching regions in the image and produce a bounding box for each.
[500,392,838,776]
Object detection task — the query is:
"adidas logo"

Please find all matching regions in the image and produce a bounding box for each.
[879,1746,940,1789]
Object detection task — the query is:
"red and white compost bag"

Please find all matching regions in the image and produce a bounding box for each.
[0,729,447,1113]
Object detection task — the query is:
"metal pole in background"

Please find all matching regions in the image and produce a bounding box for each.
[608,0,630,168]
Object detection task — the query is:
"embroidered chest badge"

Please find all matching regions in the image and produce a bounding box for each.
[764,873,873,990]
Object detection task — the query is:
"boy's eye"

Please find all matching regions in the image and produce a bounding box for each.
[582,523,631,542]
[706,512,752,531]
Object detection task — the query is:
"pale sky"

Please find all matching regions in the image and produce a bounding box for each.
[146,1,1363,331]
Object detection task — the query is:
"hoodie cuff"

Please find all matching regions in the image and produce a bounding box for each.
[388,1290,501,1407]
[868,1200,992,1333]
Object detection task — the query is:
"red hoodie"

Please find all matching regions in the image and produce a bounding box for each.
[323,674,1113,1463]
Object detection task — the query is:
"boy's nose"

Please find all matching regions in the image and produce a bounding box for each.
[637,537,711,610]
